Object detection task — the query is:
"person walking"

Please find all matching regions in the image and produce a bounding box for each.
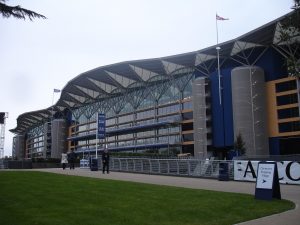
[61,153,68,170]
[68,151,76,170]
[102,149,110,174]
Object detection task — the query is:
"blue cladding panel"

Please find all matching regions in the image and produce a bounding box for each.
[269,137,280,155]
[210,68,234,148]
[255,48,287,81]
[222,68,234,146]
[210,70,225,147]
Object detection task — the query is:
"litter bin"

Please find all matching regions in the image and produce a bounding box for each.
[90,158,99,171]
[218,162,229,181]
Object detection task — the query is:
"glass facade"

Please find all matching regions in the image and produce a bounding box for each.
[11,63,224,160]
[26,125,45,158]
[67,74,199,156]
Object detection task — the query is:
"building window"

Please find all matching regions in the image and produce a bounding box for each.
[169,135,180,144]
[158,114,180,122]
[276,93,298,106]
[206,108,211,115]
[183,134,194,141]
[182,111,193,120]
[275,80,297,93]
[136,130,155,138]
[278,121,300,133]
[107,118,116,126]
[277,107,299,119]
[137,109,155,120]
[158,104,180,115]
[136,119,155,126]
[182,101,192,110]
[118,134,134,140]
[207,133,212,139]
[118,114,134,124]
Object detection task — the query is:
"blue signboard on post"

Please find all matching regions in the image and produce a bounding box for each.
[97,113,106,139]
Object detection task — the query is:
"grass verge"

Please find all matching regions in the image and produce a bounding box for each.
[0,171,294,225]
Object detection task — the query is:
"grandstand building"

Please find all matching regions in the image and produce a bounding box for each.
[11,11,300,159]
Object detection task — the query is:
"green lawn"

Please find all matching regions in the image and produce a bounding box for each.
[0,171,294,225]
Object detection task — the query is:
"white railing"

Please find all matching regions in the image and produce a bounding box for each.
[0,159,8,169]
[0,159,4,169]
[98,158,234,179]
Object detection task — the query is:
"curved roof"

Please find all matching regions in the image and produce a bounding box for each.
[11,10,299,134]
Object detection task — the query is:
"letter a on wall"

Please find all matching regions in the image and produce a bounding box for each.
[255,162,281,200]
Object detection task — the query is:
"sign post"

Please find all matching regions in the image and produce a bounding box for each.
[96,113,106,159]
[255,162,281,200]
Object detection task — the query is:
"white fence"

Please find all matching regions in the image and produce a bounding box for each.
[98,158,234,179]
[79,157,300,184]
[0,159,6,169]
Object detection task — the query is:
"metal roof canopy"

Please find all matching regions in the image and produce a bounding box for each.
[10,11,299,134]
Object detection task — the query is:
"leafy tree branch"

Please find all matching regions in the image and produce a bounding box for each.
[0,0,46,21]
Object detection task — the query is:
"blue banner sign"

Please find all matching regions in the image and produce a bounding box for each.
[97,113,106,139]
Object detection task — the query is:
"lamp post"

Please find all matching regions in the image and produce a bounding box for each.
[51,89,61,117]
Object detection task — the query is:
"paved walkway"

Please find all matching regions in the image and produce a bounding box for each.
[20,168,300,224]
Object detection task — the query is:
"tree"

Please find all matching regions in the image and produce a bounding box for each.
[234,133,246,156]
[0,0,46,20]
[292,0,300,10]
[275,0,300,77]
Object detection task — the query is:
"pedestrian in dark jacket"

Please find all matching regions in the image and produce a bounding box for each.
[102,149,110,174]
[68,151,76,170]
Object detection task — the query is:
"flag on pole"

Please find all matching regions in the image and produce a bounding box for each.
[215,13,228,105]
[216,14,229,21]
[53,88,61,93]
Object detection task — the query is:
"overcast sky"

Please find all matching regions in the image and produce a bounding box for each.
[0,0,293,156]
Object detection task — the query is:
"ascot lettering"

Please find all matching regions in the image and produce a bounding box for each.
[286,161,300,181]
[243,160,257,178]
[278,161,284,180]
[234,160,300,185]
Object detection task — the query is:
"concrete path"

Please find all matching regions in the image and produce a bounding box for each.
[13,168,300,225]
